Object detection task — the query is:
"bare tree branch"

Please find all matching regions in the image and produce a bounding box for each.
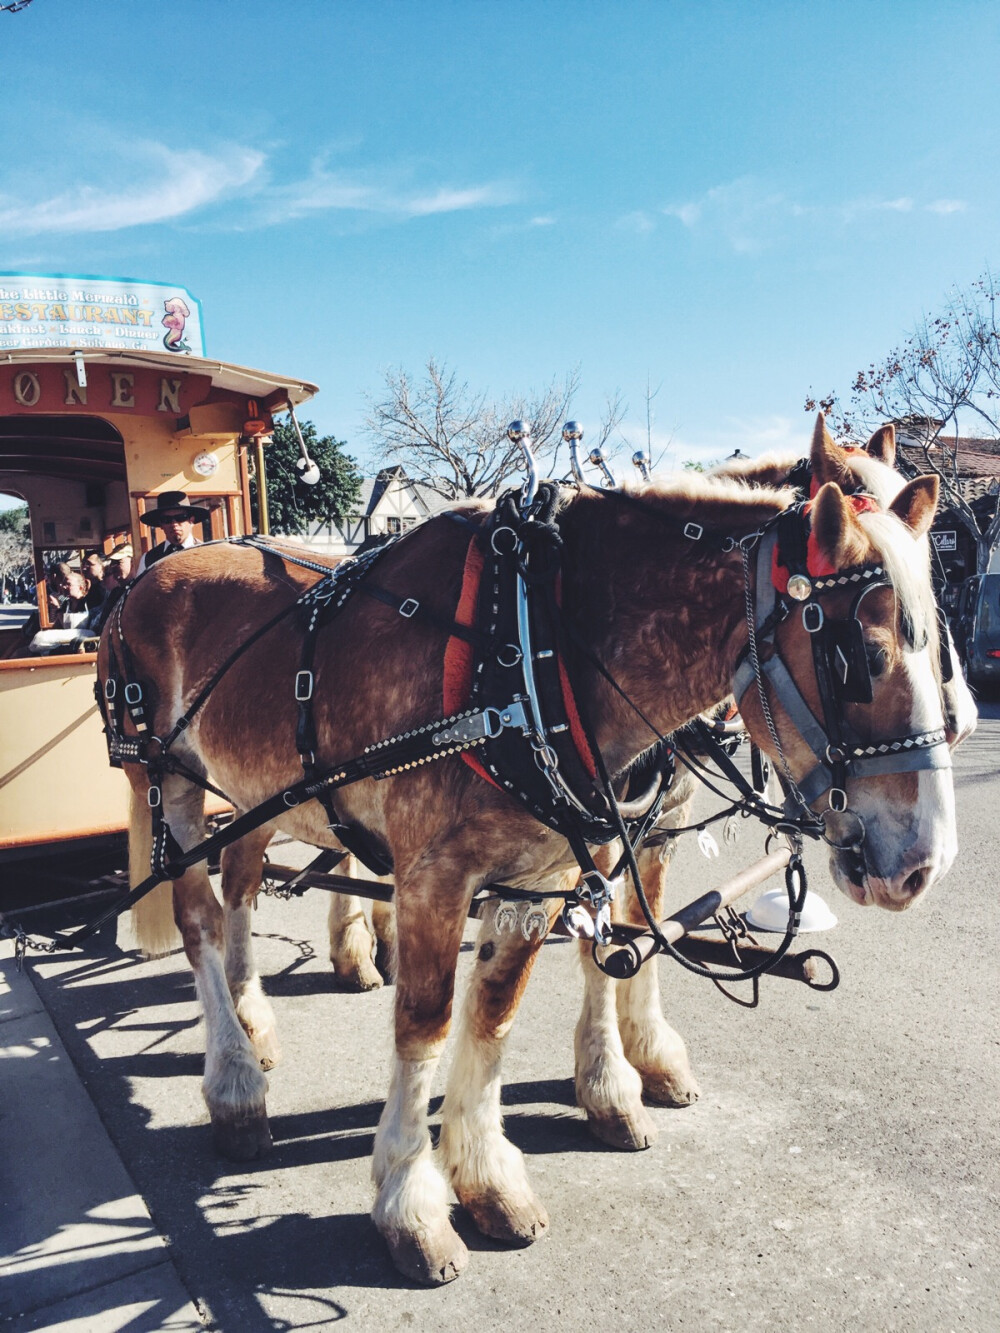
[366,359,599,499]
[807,271,1000,572]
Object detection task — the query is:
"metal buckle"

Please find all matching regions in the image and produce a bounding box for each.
[828,788,848,812]
[578,869,616,909]
[398,598,420,618]
[147,785,161,809]
[124,682,143,705]
[802,602,824,633]
[491,525,518,555]
[295,670,314,702]
[683,522,704,541]
[104,679,117,701]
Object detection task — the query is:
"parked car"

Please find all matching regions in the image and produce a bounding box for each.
[955,570,1000,692]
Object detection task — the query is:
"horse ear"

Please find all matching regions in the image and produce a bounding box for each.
[889,475,939,538]
[811,481,867,569]
[810,412,848,486]
[865,423,896,466]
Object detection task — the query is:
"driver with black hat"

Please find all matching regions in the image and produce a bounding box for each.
[136,491,211,575]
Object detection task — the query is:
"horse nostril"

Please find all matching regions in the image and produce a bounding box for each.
[903,866,932,897]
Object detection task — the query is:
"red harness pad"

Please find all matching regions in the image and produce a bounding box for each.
[443,538,597,786]
[443,538,496,786]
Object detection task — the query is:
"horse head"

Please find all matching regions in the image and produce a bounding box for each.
[736,417,960,910]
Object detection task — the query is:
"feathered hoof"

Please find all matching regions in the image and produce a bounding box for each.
[586,1105,658,1152]
[212,1110,273,1161]
[459,1189,549,1246]
[383,1221,469,1285]
[639,1067,701,1107]
[246,1026,282,1072]
[332,958,384,992]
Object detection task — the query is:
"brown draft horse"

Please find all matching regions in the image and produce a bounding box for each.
[322,424,976,1155]
[104,419,967,1284]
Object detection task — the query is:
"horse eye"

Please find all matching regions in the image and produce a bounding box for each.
[866,643,890,678]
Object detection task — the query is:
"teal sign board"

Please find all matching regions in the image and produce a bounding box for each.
[0,273,205,356]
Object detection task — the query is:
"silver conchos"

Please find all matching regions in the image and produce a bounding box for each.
[787,573,813,601]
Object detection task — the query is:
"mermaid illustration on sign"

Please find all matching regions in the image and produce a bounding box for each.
[162,296,192,353]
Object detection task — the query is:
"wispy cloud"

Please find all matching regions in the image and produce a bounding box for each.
[0,137,518,237]
[657,176,968,252]
[662,177,791,254]
[0,142,264,236]
[241,151,517,229]
[616,209,657,234]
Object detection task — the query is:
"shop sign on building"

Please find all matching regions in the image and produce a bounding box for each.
[0,273,205,356]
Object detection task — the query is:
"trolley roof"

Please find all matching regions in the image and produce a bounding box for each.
[0,347,319,408]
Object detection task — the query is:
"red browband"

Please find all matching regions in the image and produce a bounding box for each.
[771,489,879,593]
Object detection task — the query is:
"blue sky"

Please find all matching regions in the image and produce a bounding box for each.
[2,0,998,472]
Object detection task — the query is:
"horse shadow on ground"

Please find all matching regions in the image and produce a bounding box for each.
[24,934,610,1328]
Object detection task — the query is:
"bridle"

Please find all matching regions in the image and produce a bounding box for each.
[729,500,951,853]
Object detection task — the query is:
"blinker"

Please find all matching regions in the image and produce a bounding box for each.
[787,573,812,601]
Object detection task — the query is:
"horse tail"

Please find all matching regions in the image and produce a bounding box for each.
[128,785,179,958]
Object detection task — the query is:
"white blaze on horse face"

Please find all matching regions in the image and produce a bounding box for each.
[838,643,957,908]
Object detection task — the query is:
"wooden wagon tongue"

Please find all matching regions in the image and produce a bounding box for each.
[255,840,839,996]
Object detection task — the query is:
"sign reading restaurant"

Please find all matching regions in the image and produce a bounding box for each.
[0,273,205,357]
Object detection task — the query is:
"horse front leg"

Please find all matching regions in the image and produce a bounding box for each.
[167,779,271,1160]
[371,864,473,1285]
[616,819,700,1107]
[439,897,559,1245]
[221,821,282,1071]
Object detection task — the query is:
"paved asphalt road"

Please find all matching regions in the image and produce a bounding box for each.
[5,705,999,1331]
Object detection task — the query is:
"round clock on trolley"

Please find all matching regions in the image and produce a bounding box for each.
[192,450,219,478]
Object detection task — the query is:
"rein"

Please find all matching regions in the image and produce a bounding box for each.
[5,463,950,984]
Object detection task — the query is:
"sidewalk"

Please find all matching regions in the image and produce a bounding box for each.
[0,945,204,1332]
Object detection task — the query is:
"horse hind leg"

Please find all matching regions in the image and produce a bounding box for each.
[328,854,383,991]
[575,934,658,1151]
[221,821,282,1071]
[371,895,396,982]
[128,784,181,958]
[166,774,271,1160]
[439,900,555,1244]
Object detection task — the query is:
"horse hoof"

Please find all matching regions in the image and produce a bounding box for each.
[586,1106,658,1152]
[247,1028,282,1071]
[640,1069,701,1107]
[460,1190,549,1246]
[383,1223,469,1285]
[212,1112,272,1161]
[332,959,384,992]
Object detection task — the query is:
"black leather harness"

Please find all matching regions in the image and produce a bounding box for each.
[72,466,953,962]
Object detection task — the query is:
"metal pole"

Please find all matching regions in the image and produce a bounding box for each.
[253,436,270,535]
[594,846,792,977]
